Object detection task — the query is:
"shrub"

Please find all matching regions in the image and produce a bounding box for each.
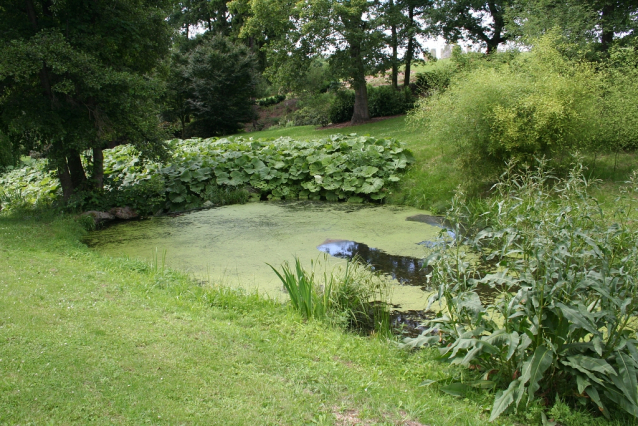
[415,68,453,95]
[329,90,355,124]
[256,94,286,107]
[286,93,333,127]
[600,44,638,153]
[0,133,16,171]
[329,86,415,124]
[368,86,415,117]
[288,106,330,127]
[408,36,602,188]
[404,160,638,421]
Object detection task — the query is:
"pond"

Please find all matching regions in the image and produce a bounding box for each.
[84,201,448,312]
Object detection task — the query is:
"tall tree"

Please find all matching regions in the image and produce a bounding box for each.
[386,0,402,89]
[169,0,234,37]
[430,0,512,53]
[381,0,432,89]
[400,0,432,87]
[0,0,172,199]
[507,0,637,52]
[246,0,386,124]
[181,35,259,136]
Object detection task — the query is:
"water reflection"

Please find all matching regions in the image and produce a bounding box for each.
[317,239,430,287]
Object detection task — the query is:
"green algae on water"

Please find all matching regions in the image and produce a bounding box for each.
[85,201,442,310]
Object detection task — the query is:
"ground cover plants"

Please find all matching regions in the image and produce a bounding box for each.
[0,134,414,213]
[404,160,638,423]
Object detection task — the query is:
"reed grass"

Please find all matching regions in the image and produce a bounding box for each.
[269,256,393,335]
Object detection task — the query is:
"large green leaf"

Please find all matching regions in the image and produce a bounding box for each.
[519,345,553,405]
[360,178,384,194]
[490,379,521,421]
[566,355,617,377]
[556,303,598,334]
[613,352,638,405]
[585,386,608,418]
[354,166,379,178]
[440,382,468,397]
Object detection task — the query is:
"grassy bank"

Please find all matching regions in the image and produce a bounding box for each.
[1,212,501,425]
[240,117,637,213]
[240,116,460,212]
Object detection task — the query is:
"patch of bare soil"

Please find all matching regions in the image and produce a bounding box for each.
[317,115,405,130]
[243,98,299,133]
[333,409,374,426]
[332,408,429,426]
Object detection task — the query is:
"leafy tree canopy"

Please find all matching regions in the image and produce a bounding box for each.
[0,0,172,199]
[506,0,638,52]
[429,0,513,53]
[242,0,387,123]
[176,34,259,137]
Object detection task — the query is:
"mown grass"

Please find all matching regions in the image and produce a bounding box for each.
[1,212,504,425]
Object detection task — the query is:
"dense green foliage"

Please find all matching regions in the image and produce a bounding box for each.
[0,0,172,199]
[0,159,59,210]
[247,0,388,123]
[415,67,453,95]
[176,35,259,137]
[506,0,638,52]
[428,0,511,53]
[404,161,638,421]
[0,134,414,213]
[329,86,415,124]
[162,135,414,209]
[329,91,358,124]
[600,43,638,152]
[409,37,605,187]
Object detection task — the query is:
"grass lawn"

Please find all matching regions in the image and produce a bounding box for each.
[1,213,504,425]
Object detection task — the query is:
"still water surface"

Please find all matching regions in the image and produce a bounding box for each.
[85,201,445,310]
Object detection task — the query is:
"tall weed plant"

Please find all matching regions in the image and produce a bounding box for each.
[404,160,638,421]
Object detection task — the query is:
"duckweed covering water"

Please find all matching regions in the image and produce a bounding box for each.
[86,201,442,310]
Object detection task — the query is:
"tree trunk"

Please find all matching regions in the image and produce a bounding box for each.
[67,150,87,191]
[351,82,370,124]
[403,5,415,88]
[486,1,505,54]
[350,41,370,124]
[57,159,73,202]
[389,0,398,90]
[92,146,104,190]
[600,4,615,52]
[486,40,498,54]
